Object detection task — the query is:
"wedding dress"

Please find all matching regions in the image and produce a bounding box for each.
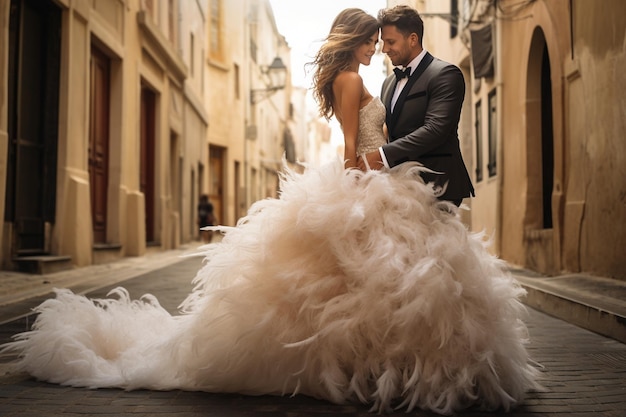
[1,97,540,415]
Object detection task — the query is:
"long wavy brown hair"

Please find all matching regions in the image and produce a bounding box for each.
[310,9,379,120]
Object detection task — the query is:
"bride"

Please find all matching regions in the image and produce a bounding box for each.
[1,8,540,416]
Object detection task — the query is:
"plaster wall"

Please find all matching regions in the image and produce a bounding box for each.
[500,0,625,279]
[205,0,246,226]
[565,0,626,278]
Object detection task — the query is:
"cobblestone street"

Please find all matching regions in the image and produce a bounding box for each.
[1,256,625,416]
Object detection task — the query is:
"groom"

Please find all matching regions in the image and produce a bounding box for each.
[358,5,474,206]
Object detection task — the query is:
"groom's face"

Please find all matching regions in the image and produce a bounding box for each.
[381,25,417,67]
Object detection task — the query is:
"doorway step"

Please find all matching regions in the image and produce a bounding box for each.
[12,255,73,275]
[512,267,626,344]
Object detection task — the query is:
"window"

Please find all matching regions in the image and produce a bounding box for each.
[190,33,195,77]
[209,0,221,56]
[487,89,497,177]
[168,0,176,47]
[234,64,240,99]
[450,0,458,38]
[460,0,470,29]
[475,100,483,183]
[250,39,258,65]
[249,4,258,64]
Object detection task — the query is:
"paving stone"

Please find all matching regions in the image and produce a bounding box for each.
[0,257,625,416]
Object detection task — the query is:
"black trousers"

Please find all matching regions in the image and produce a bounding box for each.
[450,199,462,207]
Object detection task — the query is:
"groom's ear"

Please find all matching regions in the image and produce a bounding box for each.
[409,32,420,47]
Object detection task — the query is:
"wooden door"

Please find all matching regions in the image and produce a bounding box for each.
[140,87,156,243]
[6,0,60,254]
[89,46,111,243]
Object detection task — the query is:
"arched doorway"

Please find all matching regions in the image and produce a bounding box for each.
[524,27,556,273]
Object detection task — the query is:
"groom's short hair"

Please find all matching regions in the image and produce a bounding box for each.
[378,5,424,45]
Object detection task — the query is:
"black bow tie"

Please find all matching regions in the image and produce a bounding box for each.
[393,67,411,81]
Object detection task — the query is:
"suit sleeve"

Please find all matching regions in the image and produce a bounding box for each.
[382,65,465,166]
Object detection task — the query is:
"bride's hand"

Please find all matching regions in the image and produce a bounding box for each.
[358,151,383,171]
[356,155,368,171]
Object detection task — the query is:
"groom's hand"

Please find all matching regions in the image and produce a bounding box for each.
[357,151,384,171]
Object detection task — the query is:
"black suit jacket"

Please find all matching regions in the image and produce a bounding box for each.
[381,52,474,201]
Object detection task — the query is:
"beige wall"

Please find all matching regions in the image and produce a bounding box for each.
[249,2,291,204]
[564,0,626,277]
[499,0,626,279]
[0,0,206,270]
[180,0,209,242]
[205,0,246,225]
[0,0,300,273]
[406,0,626,279]
[289,87,309,167]
[198,0,293,226]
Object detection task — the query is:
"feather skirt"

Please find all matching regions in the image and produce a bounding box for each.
[1,160,541,415]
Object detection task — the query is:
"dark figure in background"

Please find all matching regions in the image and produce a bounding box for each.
[197,194,215,243]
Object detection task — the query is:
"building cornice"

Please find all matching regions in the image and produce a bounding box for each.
[137,10,187,82]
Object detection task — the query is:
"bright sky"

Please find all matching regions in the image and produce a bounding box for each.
[268,0,388,93]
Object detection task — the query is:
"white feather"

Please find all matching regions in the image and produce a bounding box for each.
[1,158,541,415]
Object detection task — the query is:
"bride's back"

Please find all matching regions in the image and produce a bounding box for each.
[357,97,387,155]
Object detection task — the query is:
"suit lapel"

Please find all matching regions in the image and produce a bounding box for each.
[387,52,435,136]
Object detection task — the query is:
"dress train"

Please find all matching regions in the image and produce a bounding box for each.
[1,159,541,415]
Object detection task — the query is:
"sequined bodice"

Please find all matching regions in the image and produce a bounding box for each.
[357,97,387,155]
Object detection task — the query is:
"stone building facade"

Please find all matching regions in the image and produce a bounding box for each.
[204,0,292,223]
[0,0,297,273]
[0,0,207,271]
[390,0,625,280]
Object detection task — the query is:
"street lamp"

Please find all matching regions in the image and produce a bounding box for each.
[250,56,287,104]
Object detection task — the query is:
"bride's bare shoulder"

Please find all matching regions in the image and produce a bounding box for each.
[333,71,364,90]
[333,72,365,103]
